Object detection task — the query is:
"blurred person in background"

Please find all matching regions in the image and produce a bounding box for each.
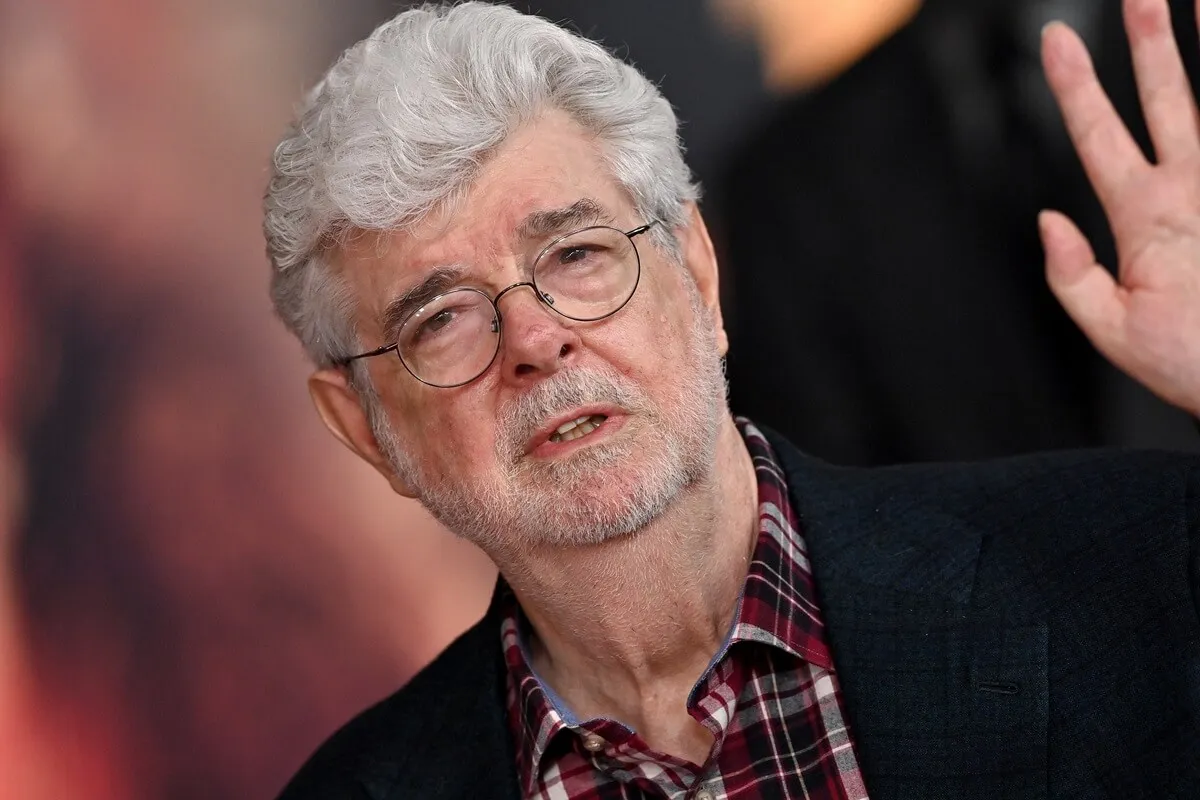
[0,1,493,798]
[0,179,23,541]
[718,0,1200,465]
[0,172,85,800]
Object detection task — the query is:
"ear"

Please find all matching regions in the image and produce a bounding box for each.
[308,368,419,498]
[678,202,729,355]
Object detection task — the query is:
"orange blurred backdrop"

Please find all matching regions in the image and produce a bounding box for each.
[0,2,495,798]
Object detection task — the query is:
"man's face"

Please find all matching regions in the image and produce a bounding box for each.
[332,112,728,553]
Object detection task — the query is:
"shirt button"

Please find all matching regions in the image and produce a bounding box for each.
[695,789,715,800]
[582,734,605,752]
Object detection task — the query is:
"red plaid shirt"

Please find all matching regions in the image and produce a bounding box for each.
[501,419,869,799]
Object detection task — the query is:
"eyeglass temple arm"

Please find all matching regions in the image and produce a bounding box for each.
[335,342,397,367]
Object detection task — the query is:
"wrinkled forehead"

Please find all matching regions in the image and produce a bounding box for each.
[334,112,640,300]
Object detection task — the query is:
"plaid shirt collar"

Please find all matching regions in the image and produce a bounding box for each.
[500,418,834,794]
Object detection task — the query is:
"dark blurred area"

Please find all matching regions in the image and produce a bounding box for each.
[721,0,1200,463]
[0,1,1197,799]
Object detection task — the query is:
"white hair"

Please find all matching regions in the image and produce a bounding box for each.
[263,1,700,372]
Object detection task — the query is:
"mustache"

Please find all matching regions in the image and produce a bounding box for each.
[496,367,649,459]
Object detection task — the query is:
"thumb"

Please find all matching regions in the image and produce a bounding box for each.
[1039,209,1127,353]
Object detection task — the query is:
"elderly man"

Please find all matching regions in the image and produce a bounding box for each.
[265,1,1200,798]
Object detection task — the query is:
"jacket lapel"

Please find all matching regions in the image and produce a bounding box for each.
[769,431,1048,800]
[383,584,521,800]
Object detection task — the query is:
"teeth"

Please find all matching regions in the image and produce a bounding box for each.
[554,415,592,437]
[549,414,607,443]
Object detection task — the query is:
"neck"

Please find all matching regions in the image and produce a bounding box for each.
[492,416,758,744]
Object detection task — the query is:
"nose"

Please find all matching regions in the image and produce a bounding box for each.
[494,282,580,384]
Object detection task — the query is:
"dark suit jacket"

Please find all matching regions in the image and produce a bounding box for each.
[277,431,1200,799]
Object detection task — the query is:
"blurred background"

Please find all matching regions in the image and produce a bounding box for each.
[1,1,1198,798]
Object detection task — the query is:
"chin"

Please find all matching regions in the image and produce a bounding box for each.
[522,495,669,548]
[515,452,696,547]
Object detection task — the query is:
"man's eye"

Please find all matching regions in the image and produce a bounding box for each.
[559,246,594,263]
[426,309,454,330]
[414,308,456,341]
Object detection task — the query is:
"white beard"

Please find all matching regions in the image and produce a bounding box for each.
[372,290,727,552]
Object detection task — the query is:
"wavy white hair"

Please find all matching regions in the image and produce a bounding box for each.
[263,1,700,375]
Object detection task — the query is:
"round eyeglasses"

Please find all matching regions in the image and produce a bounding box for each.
[337,222,657,388]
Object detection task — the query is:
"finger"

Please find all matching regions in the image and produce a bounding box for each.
[1042,22,1150,207]
[1125,0,1200,162]
[1039,209,1129,355]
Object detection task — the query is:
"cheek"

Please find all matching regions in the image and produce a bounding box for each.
[586,275,697,387]
[396,397,500,474]
[630,270,696,352]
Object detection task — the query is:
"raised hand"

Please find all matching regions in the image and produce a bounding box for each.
[1041,0,1200,419]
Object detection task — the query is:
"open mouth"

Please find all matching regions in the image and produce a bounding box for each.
[548,413,608,443]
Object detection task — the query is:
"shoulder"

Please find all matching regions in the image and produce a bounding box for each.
[768,428,1200,556]
[768,430,1200,614]
[774,437,1200,523]
[275,614,513,800]
[898,447,1196,504]
[875,448,1200,555]
[771,433,1200,594]
[919,448,1199,525]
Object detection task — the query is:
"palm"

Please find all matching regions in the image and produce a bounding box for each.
[1042,0,1200,417]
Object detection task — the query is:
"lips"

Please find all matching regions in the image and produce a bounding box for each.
[523,405,623,455]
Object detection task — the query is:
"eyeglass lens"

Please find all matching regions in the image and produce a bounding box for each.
[396,226,639,387]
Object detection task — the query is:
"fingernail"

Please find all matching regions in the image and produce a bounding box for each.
[1037,210,1054,240]
[1041,20,1066,40]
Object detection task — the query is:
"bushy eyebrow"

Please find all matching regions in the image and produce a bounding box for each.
[379,265,468,345]
[376,198,615,343]
[514,198,612,242]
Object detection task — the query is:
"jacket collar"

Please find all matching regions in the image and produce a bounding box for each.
[766,428,1048,800]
